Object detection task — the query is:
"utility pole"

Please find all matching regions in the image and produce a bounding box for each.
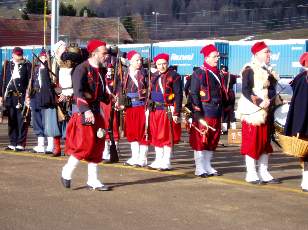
[152,11,160,41]
[51,0,59,47]
[118,17,120,44]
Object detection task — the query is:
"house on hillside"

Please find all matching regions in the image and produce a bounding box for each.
[0,15,133,47]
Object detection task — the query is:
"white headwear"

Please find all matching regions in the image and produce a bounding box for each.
[52,40,66,54]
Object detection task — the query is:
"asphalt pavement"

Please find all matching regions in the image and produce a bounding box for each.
[0,123,307,230]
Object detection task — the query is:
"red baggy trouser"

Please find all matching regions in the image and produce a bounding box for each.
[150,109,181,147]
[241,120,273,160]
[65,113,105,163]
[189,117,221,151]
[125,106,150,145]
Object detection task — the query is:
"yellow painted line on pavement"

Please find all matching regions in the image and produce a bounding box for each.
[1,150,307,195]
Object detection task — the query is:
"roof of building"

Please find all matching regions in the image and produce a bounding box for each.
[0,15,133,47]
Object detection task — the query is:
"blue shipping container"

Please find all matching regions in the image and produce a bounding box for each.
[151,40,229,76]
[118,43,151,59]
[229,39,306,78]
[0,48,2,75]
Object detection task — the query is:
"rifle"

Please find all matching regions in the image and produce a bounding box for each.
[0,59,8,123]
[144,56,151,141]
[117,56,126,137]
[108,103,119,163]
[99,67,118,163]
[22,54,37,123]
[166,105,174,154]
[32,52,57,80]
[109,58,119,163]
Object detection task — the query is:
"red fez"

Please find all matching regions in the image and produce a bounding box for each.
[299,52,308,67]
[87,39,106,53]
[251,41,268,55]
[13,47,23,56]
[200,44,218,57]
[39,50,47,57]
[127,50,139,60]
[153,53,169,63]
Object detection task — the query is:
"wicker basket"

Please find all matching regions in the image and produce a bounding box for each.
[278,133,308,158]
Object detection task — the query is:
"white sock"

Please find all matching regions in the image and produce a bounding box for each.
[258,154,274,182]
[137,145,148,166]
[194,150,206,176]
[160,146,172,169]
[33,136,45,152]
[126,141,139,165]
[301,170,308,190]
[150,147,164,169]
[245,155,259,182]
[62,155,79,180]
[204,150,217,174]
[222,123,228,132]
[46,137,54,152]
[102,140,110,160]
[87,163,104,188]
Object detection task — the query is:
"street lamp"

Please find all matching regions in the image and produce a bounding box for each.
[152,11,160,41]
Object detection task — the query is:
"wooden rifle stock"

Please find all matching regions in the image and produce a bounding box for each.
[116,57,126,137]
[109,104,119,163]
[0,59,8,123]
[22,56,36,123]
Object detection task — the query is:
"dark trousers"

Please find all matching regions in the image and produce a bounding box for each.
[6,96,28,146]
[31,108,44,137]
[222,103,236,124]
[30,96,45,137]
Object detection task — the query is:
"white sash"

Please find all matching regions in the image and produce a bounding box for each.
[158,76,164,94]
[207,69,221,86]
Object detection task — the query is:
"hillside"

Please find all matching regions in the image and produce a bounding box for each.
[0,0,307,42]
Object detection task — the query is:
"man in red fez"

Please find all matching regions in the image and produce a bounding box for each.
[189,44,226,178]
[0,47,32,151]
[61,39,111,191]
[237,41,282,184]
[284,52,308,192]
[121,50,150,167]
[148,53,182,171]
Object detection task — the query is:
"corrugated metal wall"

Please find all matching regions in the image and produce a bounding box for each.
[0,48,2,75]
[152,40,229,76]
[229,40,306,78]
[118,44,151,59]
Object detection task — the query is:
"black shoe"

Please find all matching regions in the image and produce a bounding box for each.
[158,168,171,171]
[61,177,71,188]
[134,164,142,168]
[147,165,158,170]
[302,189,308,192]
[263,179,281,184]
[102,159,112,164]
[87,185,110,191]
[15,146,25,152]
[4,146,15,151]
[208,172,222,177]
[45,151,53,155]
[248,180,265,185]
[198,173,208,178]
